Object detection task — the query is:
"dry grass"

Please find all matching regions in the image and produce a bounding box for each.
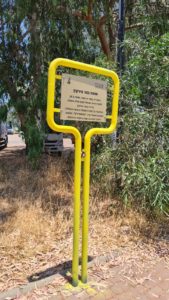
[0,151,169,293]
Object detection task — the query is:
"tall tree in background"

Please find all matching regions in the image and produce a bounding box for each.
[0,0,97,156]
[64,0,119,60]
[0,0,169,160]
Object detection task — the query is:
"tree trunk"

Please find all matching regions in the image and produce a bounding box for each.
[96,24,112,59]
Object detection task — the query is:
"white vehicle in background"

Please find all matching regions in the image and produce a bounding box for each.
[7,123,14,134]
[7,127,14,134]
[44,132,63,155]
[0,122,8,149]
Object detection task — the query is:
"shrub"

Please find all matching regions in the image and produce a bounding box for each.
[91,33,169,214]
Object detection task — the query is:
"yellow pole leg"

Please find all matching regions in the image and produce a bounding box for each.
[81,134,91,283]
[72,133,82,287]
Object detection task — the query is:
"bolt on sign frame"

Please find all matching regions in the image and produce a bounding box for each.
[47,58,120,287]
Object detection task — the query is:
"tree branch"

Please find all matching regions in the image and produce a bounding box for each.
[55,4,111,59]
[125,22,144,31]
[98,15,107,26]
[72,10,95,26]
[96,22,111,59]
[88,0,93,18]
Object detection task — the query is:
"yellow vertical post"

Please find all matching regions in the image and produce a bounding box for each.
[81,134,91,283]
[81,74,120,283]
[47,58,83,287]
[72,132,82,287]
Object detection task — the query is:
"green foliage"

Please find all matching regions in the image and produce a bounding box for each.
[24,120,44,167]
[0,105,8,122]
[122,32,169,110]
[92,31,169,214]
[116,106,169,211]
[0,0,98,162]
[92,110,169,214]
[0,0,168,213]
[121,150,169,213]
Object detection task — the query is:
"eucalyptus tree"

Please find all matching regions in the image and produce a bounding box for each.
[57,0,119,60]
[1,0,168,159]
[0,0,97,156]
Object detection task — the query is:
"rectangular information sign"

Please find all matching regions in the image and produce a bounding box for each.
[60,74,107,122]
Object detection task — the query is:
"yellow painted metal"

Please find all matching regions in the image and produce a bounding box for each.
[81,70,119,283]
[53,108,60,113]
[47,58,119,286]
[55,74,62,80]
[47,59,82,287]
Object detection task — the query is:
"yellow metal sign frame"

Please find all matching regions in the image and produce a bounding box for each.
[47,58,119,287]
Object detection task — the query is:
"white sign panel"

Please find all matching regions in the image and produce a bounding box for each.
[60,74,107,122]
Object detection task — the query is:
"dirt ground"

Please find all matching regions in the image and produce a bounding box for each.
[1,237,169,300]
[0,133,25,157]
[0,140,169,299]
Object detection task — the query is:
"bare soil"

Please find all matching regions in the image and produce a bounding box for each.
[0,148,169,297]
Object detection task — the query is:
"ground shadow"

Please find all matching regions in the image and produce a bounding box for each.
[0,208,17,227]
[0,148,25,159]
[27,256,94,283]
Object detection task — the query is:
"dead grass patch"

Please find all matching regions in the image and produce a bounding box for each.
[0,152,169,292]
